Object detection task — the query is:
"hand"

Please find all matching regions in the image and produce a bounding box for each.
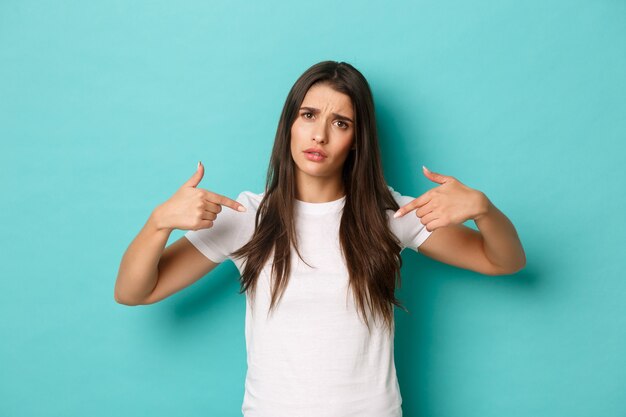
[152,162,246,232]
[393,166,489,231]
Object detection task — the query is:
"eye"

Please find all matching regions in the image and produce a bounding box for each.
[302,112,313,119]
[336,121,349,129]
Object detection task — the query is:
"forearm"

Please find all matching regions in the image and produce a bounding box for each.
[114,207,172,305]
[474,195,526,274]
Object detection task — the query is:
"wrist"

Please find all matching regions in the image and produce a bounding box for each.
[473,192,492,221]
[149,205,173,233]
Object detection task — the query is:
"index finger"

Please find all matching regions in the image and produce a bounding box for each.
[205,190,247,212]
[393,193,430,218]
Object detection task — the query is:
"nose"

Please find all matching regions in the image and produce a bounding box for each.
[312,123,327,144]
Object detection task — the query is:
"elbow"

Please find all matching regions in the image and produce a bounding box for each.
[506,262,526,276]
[114,277,145,306]
[497,258,526,276]
[485,256,526,276]
[114,290,143,306]
[511,252,527,274]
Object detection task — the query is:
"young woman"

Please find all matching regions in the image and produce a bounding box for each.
[115,61,526,417]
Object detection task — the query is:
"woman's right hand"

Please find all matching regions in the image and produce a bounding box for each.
[151,162,246,232]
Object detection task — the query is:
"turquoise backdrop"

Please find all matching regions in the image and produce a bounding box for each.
[1,1,624,416]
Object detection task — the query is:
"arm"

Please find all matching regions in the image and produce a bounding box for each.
[114,208,220,305]
[114,161,243,305]
[114,211,169,305]
[395,166,526,276]
[417,196,526,275]
[474,196,526,273]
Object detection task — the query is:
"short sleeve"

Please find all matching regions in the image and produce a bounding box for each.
[184,191,251,263]
[387,185,433,252]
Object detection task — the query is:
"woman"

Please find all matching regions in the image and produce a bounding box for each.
[114,60,526,417]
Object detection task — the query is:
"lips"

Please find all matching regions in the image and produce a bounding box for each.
[303,148,327,157]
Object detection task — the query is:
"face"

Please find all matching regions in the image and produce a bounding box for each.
[290,83,355,185]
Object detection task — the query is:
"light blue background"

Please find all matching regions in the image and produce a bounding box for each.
[1,1,624,416]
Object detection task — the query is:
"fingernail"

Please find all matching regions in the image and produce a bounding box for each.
[423,165,429,172]
[198,161,202,169]
[393,210,401,218]
[238,205,247,212]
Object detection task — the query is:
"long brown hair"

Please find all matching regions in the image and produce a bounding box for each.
[231,60,405,335]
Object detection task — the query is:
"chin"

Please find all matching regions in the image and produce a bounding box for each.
[298,166,330,178]
[293,160,330,178]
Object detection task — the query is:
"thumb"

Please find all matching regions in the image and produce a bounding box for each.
[422,165,450,184]
[182,161,204,188]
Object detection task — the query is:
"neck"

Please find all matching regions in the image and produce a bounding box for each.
[295,172,345,203]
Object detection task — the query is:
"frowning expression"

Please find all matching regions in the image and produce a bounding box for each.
[290,82,355,182]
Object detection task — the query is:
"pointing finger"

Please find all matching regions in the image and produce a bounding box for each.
[205,190,247,212]
[393,193,431,218]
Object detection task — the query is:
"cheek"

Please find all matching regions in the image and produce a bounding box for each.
[290,122,314,156]
[290,124,303,158]
[289,135,297,159]
[339,134,355,153]
[291,120,309,139]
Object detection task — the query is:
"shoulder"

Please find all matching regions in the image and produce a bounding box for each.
[385,185,413,206]
[183,190,264,263]
[235,190,265,212]
[384,184,432,251]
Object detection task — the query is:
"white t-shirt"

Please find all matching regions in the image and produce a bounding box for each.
[184,185,432,417]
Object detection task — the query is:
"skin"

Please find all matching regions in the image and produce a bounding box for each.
[290,82,356,203]
[115,82,526,306]
[395,167,526,275]
[290,82,526,276]
[114,161,246,305]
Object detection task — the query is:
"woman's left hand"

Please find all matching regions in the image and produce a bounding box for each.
[394,166,490,231]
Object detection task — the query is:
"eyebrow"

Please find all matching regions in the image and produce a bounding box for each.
[299,107,354,123]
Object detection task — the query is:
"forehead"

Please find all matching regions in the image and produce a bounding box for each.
[301,83,354,116]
